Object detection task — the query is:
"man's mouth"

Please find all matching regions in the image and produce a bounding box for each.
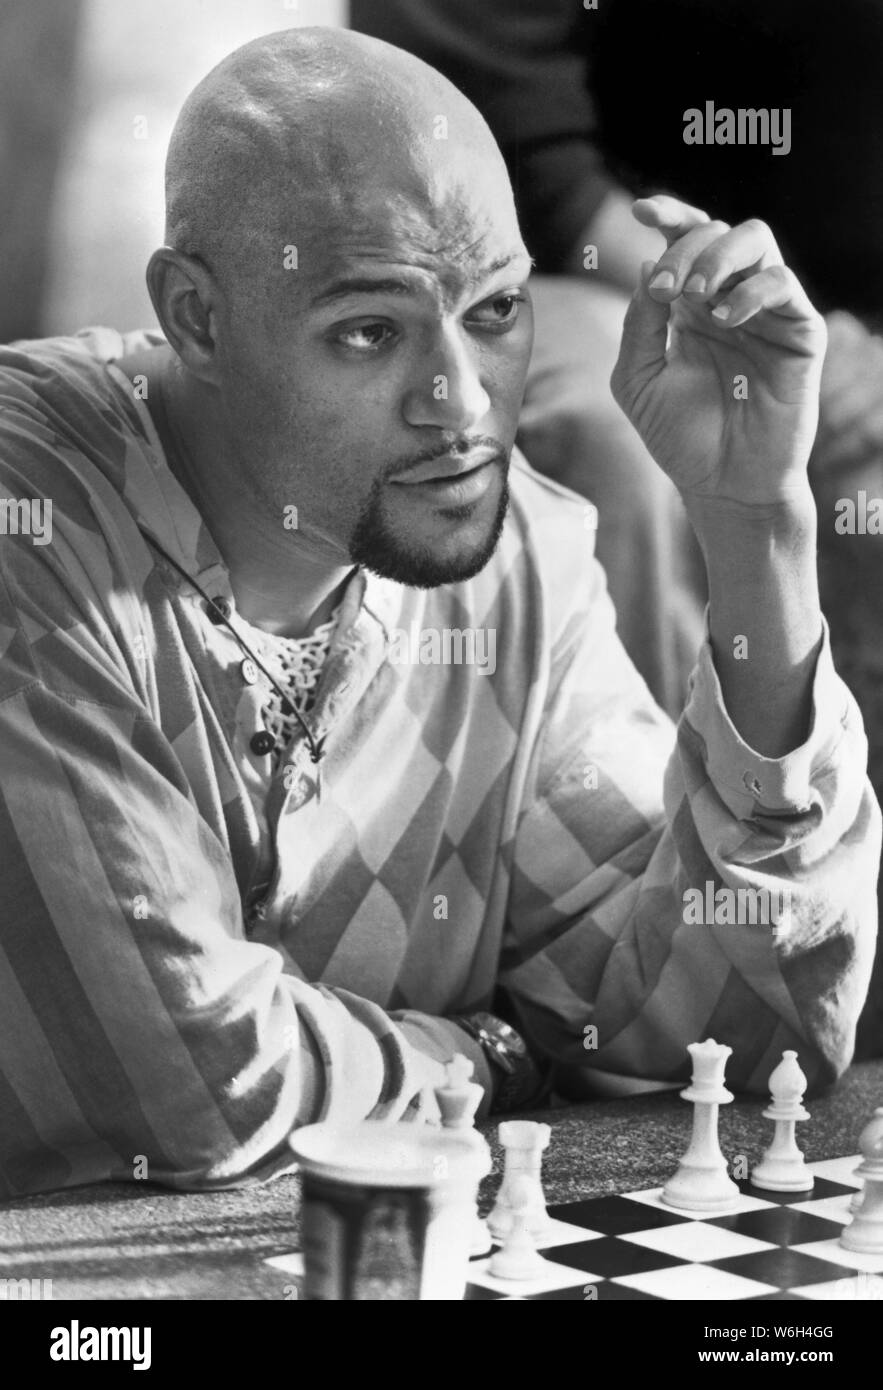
[391,447,499,486]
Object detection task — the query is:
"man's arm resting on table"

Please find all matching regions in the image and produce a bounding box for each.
[0,633,487,1194]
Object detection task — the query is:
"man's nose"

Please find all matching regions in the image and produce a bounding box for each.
[401,329,491,431]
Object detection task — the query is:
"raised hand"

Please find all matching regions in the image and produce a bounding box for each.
[610,196,827,509]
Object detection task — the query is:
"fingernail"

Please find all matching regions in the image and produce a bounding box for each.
[649,270,676,291]
[711,303,732,320]
[684,274,707,295]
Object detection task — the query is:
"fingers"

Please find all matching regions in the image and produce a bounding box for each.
[644,220,733,297]
[610,262,671,408]
[631,195,713,244]
[708,264,819,329]
[632,199,817,332]
[647,217,784,304]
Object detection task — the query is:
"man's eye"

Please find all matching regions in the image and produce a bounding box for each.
[468,293,526,328]
[336,322,394,351]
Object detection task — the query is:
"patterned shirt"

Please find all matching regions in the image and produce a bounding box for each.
[0,327,878,1197]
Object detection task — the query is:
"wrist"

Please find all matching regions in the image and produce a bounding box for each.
[683,485,818,552]
[451,1012,550,1114]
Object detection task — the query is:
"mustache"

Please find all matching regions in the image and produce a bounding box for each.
[384,436,509,482]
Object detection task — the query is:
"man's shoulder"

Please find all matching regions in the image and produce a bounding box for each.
[508,447,598,539]
[503,446,602,598]
[0,326,163,503]
[415,447,607,647]
[0,327,161,404]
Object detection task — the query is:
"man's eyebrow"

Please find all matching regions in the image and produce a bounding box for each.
[309,253,532,309]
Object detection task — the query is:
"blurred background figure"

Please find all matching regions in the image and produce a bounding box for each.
[352,0,883,1057]
[0,0,84,340]
[0,0,345,337]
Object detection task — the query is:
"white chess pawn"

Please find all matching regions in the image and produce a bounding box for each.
[487,1120,552,1241]
[434,1054,493,1256]
[750,1051,814,1192]
[662,1039,739,1211]
[488,1176,548,1281]
[840,1108,883,1255]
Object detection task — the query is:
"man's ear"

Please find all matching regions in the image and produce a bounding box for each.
[146,248,221,385]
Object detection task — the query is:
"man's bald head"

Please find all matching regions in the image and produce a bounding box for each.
[148,27,532,599]
[164,26,516,293]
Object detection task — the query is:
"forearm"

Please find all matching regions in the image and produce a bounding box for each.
[685,486,823,758]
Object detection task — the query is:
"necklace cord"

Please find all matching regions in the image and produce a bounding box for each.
[137,528,326,768]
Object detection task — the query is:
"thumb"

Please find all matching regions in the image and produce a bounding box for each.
[611,261,670,409]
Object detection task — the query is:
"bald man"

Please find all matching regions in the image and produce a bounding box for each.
[0,28,878,1197]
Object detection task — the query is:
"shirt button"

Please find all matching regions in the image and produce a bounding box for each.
[206,597,232,624]
[250,730,276,757]
[240,658,259,685]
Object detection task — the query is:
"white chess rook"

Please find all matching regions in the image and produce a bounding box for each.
[662,1039,739,1211]
[840,1108,883,1255]
[488,1176,548,1281]
[750,1050,814,1192]
[488,1120,552,1240]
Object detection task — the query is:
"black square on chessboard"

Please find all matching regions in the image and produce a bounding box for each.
[735,1174,857,1204]
[543,1235,690,1279]
[464,1278,663,1301]
[707,1204,845,1246]
[533,1280,661,1301]
[551,1195,690,1235]
[708,1246,856,1289]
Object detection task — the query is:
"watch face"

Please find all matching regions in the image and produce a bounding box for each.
[468,1014,524,1072]
[473,1014,527,1058]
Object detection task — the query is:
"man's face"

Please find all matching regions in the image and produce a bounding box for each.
[215,174,534,587]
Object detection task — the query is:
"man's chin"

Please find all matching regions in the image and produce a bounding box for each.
[350,483,510,588]
[362,542,497,589]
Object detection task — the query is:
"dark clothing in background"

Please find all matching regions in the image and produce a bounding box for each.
[354,0,883,320]
[352,0,613,272]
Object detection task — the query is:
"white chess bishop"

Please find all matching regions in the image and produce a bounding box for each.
[839,1108,883,1255]
[662,1040,739,1211]
[750,1051,814,1192]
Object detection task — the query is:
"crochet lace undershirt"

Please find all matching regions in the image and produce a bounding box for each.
[238,606,342,768]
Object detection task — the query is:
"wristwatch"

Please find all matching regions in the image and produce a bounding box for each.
[452,1011,549,1113]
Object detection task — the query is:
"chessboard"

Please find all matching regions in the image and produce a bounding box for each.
[464,1154,883,1300]
[265,1154,883,1300]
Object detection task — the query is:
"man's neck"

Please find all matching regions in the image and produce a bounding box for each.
[118,344,354,638]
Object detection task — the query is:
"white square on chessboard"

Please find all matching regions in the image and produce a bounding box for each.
[790,1194,853,1225]
[790,1272,883,1301]
[792,1239,883,1274]
[612,1263,777,1300]
[624,1187,775,1218]
[807,1155,863,1188]
[265,1253,305,1276]
[621,1221,775,1263]
[467,1256,588,1297]
[532,1216,606,1248]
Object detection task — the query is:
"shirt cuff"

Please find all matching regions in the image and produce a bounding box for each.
[392,1011,495,1118]
[682,612,853,819]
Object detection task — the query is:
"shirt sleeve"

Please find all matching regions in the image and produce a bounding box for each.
[350,0,613,270]
[501,548,881,1096]
[0,534,485,1197]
